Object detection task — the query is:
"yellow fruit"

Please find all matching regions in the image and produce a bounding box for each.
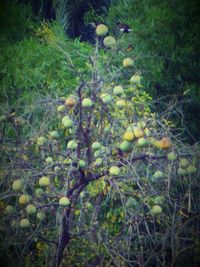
[133,128,144,138]
[113,85,123,96]
[116,99,126,108]
[159,137,172,149]
[109,166,120,176]
[103,36,116,48]
[20,218,30,228]
[123,131,134,141]
[59,196,70,206]
[151,205,162,215]
[82,98,93,108]
[19,194,29,205]
[26,204,36,215]
[39,176,50,187]
[12,179,23,191]
[65,96,77,107]
[130,74,141,84]
[123,58,134,67]
[96,24,108,36]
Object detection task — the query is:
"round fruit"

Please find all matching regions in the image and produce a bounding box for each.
[130,74,141,84]
[153,170,164,179]
[50,131,59,139]
[137,137,149,147]
[37,212,46,221]
[35,188,43,197]
[177,167,187,176]
[153,196,165,205]
[12,179,23,191]
[62,116,73,128]
[159,137,172,149]
[65,96,77,107]
[45,157,53,164]
[57,105,66,112]
[179,158,189,169]
[116,99,126,108]
[39,176,50,187]
[67,140,78,150]
[120,140,133,152]
[109,166,120,176]
[123,57,134,67]
[59,196,70,206]
[94,158,103,167]
[101,93,112,104]
[37,136,47,146]
[94,149,102,158]
[78,160,86,169]
[19,194,29,205]
[96,24,108,36]
[123,131,134,141]
[82,98,93,108]
[167,152,177,161]
[126,197,138,208]
[186,165,197,174]
[0,115,6,122]
[103,36,116,48]
[151,205,162,216]
[133,128,144,138]
[92,141,101,150]
[26,204,36,215]
[5,205,15,214]
[20,218,30,228]
[113,85,123,96]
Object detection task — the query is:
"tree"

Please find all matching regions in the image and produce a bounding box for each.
[0,24,199,267]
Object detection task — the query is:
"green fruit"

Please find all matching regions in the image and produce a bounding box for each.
[82,98,93,108]
[137,137,149,147]
[92,141,101,150]
[12,179,23,191]
[126,197,138,208]
[153,170,164,179]
[96,24,108,36]
[179,158,189,169]
[186,165,197,174]
[109,166,120,176]
[26,204,36,215]
[103,36,116,48]
[20,218,30,228]
[130,74,141,84]
[19,194,29,205]
[78,160,86,169]
[37,136,47,146]
[57,105,66,112]
[116,99,126,108]
[94,149,102,158]
[35,188,43,197]
[59,196,70,206]
[167,152,177,161]
[152,196,165,205]
[123,57,134,67]
[45,157,53,164]
[50,130,59,139]
[37,212,46,221]
[67,140,78,150]
[151,205,162,215]
[80,192,85,198]
[39,176,50,187]
[0,115,6,122]
[5,205,15,214]
[178,167,187,176]
[101,93,112,104]
[94,158,103,167]
[120,140,133,152]
[113,85,123,96]
[62,116,73,128]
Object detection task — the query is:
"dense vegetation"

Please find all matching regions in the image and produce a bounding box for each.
[0,1,200,267]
